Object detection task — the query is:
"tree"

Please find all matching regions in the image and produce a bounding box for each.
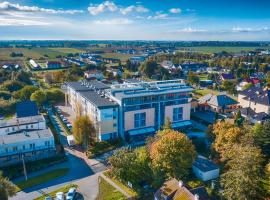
[212,121,245,160]
[46,88,65,104]
[2,81,24,92]
[221,144,265,200]
[140,60,158,78]
[234,110,243,126]
[109,147,152,188]
[221,80,237,94]
[30,90,47,106]
[0,172,16,200]
[251,122,270,158]
[187,72,199,86]
[15,85,38,101]
[73,115,96,148]
[149,129,196,179]
[162,117,172,130]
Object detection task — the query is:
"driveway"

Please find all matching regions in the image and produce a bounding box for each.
[11,148,106,200]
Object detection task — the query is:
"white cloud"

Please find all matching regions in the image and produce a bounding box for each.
[93,18,133,25]
[169,8,181,14]
[0,1,83,14]
[120,5,149,15]
[88,1,117,15]
[175,27,206,33]
[232,27,270,33]
[0,17,51,26]
[148,13,168,20]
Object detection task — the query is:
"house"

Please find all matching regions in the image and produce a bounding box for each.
[0,114,55,167]
[154,178,209,200]
[198,93,238,113]
[236,78,260,91]
[84,70,104,80]
[238,86,270,123]
[220,73,235,81]
[180,62,208,74]
[16,101,39,118]
[46,61,62,69]
[199,80,213,87]
[192,156,220,181]
[67,79,193,141]
[130,56,146,64]
[161,60,175,70]
[29,59,40,69]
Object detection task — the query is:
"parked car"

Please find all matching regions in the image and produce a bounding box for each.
[66,187,77,200]
[56,192,65,200]
[44,196,52,200]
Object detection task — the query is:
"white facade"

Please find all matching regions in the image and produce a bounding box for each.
[238,94,270,114]
[0,115,46,136]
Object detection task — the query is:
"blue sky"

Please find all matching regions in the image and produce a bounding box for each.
[0,0,269,40]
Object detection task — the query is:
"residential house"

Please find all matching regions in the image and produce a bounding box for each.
[130,56,146,64]
[161,60,175,70]
[84,70,104,80]
[220,73,235,82]
[46,61,62,69]
[192,156,220,181]
[238,86,270,123]
[198,93,238,113]
[29,59,40,69]
[154,178,209,200]
[0,114,55,167]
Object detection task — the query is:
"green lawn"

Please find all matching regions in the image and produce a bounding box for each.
[101,53,135,62]
[193,89,219,97]
[96,176,127,200]
[15,168,69,192]
[103,172,138,198]
[34,184,77,200]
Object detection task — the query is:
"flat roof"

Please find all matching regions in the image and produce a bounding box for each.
[79,91,118,108]
[0,129,53,145]
[193,157,219,172]
[0,115,45,128]
[66,80,110,91]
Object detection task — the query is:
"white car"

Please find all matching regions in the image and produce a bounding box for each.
[56,192,64,200]
[66,187,77,200]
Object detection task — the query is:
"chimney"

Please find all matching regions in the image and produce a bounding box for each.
[179,181,183,188]
[194,194,199,200]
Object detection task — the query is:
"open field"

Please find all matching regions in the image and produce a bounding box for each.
[101,53,136,62]
[177,46,269,53]
[0,47,85,60]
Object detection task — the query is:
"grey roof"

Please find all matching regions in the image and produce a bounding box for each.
[240,107,269,121]
[199,93,238,107]
[0,129,53,145]
[66,80,109,91]
[239,86,270,106]
[79,91,118,108]
[0,115,45,128]
[193,157,219,172]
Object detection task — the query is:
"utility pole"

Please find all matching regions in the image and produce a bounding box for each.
[22,154,28,181]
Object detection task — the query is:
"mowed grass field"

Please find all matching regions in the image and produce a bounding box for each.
[101,53,136,62]
[177,46,269,53]
[0,47,85,60]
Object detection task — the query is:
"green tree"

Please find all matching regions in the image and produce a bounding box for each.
[187,72,199,86]
[221,80,237,94]
[251,122,270,158]
[234,110,243,126]
[109,147,152,188]
[149,129,196,179]
[0,172,16,200]
[140,60,158,78]
[221,144,265,200]
[73,115,96,148]
[30,90,47,106]
[2,81,24,92]
[15,85,38,100]
[46,88,65,104]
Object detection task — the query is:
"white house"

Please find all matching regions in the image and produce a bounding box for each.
[192,156,220,181]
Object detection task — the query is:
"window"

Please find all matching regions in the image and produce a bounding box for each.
[173,107,183,121]
[31,125,34,128]
[45,141,50,146]
[134,112,146,128]
[12,146,18,152]
[12,127,15,131]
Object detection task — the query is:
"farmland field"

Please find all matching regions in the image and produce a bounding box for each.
[0,47,85,60]
[177,46,269,53]
[101,53,136,62]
